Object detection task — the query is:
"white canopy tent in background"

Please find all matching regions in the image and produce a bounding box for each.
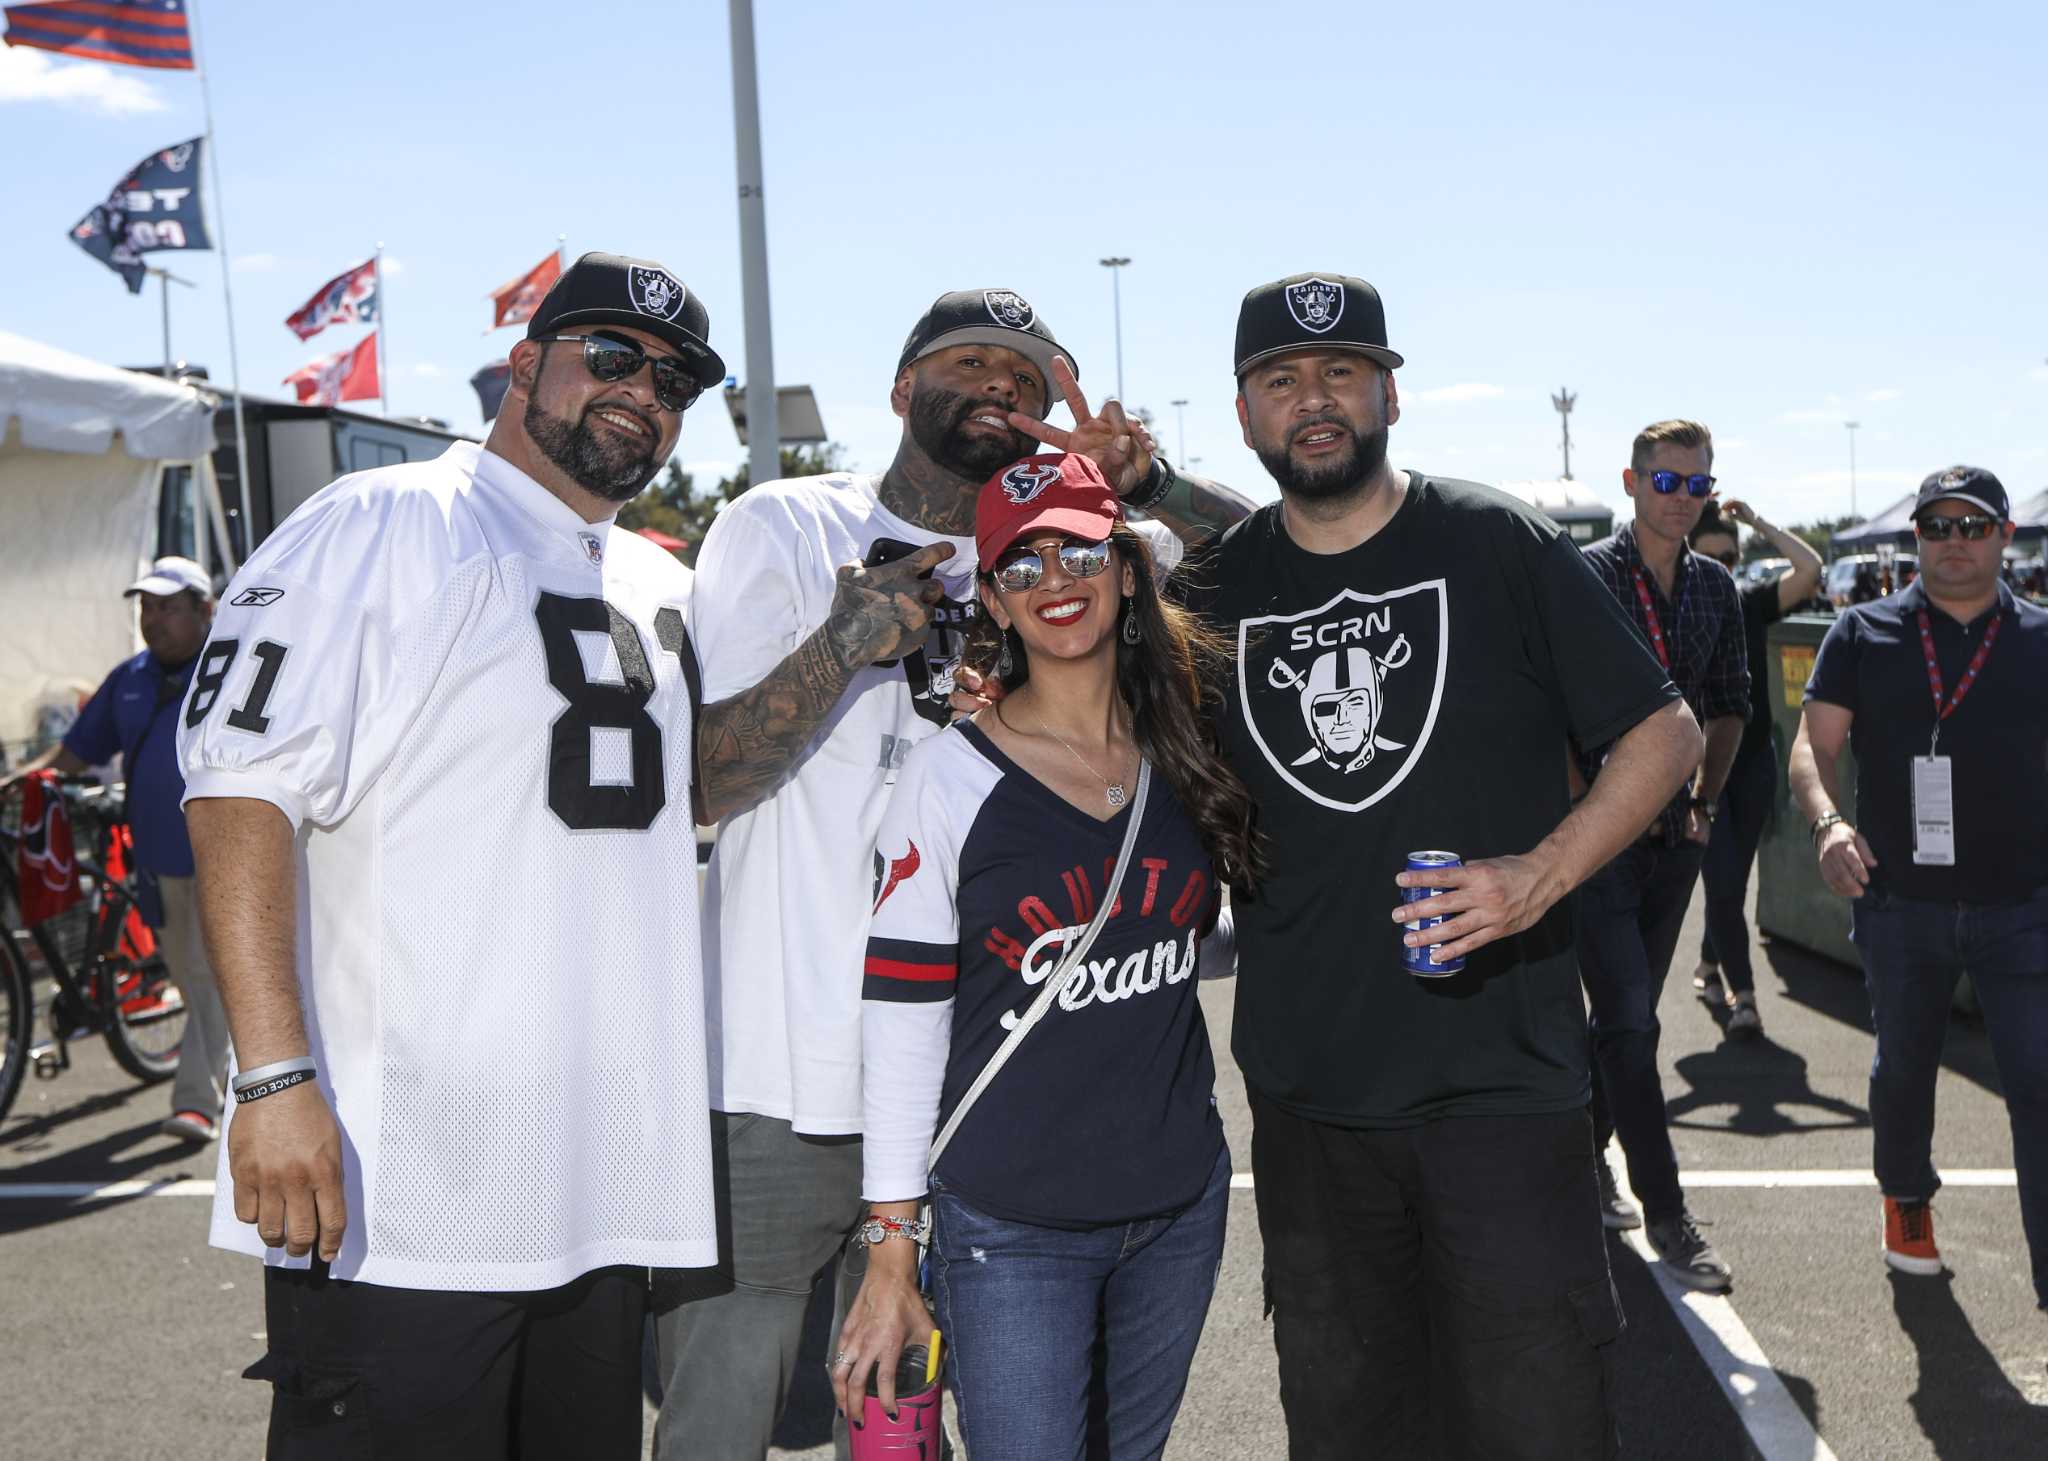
[0,330,232,755]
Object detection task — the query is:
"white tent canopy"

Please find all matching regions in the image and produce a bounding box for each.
[0,331,229,752]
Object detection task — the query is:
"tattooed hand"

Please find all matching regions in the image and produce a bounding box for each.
[823,543,956,669]
[1005,355,1155,496]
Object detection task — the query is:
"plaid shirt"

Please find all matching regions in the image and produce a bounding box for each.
[1577,523,1751,842]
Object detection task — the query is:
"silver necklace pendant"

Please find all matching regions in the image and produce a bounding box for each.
[1106,784,1127,808]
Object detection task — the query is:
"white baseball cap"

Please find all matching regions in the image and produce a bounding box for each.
[124,556,213,600]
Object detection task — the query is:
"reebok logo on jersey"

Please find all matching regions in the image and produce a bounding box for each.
[231,587,285,607]
[999,462,1062,505]
[873,841,921,912]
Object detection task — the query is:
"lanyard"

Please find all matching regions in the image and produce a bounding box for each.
[1916,607,2002,755]
[1631,568,1677,672]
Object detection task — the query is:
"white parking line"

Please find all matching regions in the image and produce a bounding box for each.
[0,1178,217,1198]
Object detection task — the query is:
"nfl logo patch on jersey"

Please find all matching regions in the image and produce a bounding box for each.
[579,532,604,566]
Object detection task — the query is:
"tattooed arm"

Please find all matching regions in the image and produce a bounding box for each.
[693,542,955,825]
[1136,460,1257,549]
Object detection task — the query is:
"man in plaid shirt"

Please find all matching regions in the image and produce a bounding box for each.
[1574,419,1750,1293]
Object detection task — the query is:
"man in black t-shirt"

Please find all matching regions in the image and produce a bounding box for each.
[1687,501,1822,1038]
[1173,274,1703,1460]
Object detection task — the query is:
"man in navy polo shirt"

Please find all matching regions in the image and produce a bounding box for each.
[1791,466,2048,1302]
[2,556,229,1143]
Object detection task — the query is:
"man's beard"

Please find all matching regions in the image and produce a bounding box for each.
[523,395,661,503]
[1255,416,1389,502]
[909,384,1033,480]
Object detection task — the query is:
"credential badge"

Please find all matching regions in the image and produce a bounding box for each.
[628,266,685,322]
[1285,278,1345,335]
[983,290,1034,329]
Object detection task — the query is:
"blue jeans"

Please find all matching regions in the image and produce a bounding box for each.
[1578,839,1706,1224]
[929,1144,1229,1461]
[1699,744,1775,996]
[1851,886,2048,1305]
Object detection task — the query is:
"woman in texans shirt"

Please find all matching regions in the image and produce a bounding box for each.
[829,451,1262,1460]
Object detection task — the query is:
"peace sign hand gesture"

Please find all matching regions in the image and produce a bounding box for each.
[1004,355,1155,496]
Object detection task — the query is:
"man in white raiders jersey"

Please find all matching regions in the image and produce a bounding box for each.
[1171,272,1705,1459]
[659,288,1253,1459]
[180,253,950,1460]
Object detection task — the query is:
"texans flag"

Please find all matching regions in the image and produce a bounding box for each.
[14,771,83,928]
[283,332,380,407]
[68,136,209,294]
[3,0,194,70]
[489,250,561,330]
[285,258,378,341]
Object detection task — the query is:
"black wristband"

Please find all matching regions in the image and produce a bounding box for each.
[234,1068,316,1104]
[1122,457,1174,511]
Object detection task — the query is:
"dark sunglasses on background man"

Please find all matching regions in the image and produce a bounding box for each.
[1915,513,2001,542]
[1647,470,1716,497]
[532,333,704,412]
[988,538,1112,593]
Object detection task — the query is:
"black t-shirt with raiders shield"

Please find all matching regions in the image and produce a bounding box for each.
[1173,474,1680,1127]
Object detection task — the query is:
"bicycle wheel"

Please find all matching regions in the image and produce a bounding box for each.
[0,927,32,1123]
[94,886,185,1084]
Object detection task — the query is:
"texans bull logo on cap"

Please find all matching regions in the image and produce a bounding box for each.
[984,290,1034,329]
[629,266,686,322]
[1286,278,1345,334]
[998,460,1063,505]
[1238,582,1448,811]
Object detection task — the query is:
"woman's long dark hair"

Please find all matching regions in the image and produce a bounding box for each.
[973,523,1266,894]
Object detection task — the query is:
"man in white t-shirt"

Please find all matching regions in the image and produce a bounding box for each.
[180,253,951,1460]
[656,287,1246,1458]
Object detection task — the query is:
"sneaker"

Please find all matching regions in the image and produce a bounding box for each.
[1883,1198,1943,1276]
[1724,993,1763,1040]
[1646,1210,1733,1293]
[1596,1150,1642,1230]
[161,1110,218,1145]
[1692,962,1723,1002]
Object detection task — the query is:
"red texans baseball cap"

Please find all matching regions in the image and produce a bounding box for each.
[975,453,1123,568]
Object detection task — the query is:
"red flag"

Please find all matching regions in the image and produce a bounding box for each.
[101,822,157,961]
[489,251,561,331]
[284,257,378,341]
[283,332,380,406]
[14,771,83,927]
[2,0,194,71]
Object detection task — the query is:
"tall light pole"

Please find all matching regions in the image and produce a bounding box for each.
[730,0,780,491]
[1170,397,1188,464]
[1845,420,1860,520]
[1551,388,1577,480]
[1099,257,1130,401]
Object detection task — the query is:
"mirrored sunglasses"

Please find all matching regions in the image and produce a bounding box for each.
[1916,513,2000,542]
[1648,470,1716,497]
[989,538,1112,594]
[534,334,703,413]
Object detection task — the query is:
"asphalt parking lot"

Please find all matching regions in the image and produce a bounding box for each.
[3,881,2042,1460]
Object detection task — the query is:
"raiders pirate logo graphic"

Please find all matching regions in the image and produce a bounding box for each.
[999,461,1062,504]
[628,266,686,321]
[983,290,1034,329]
[1237,581,1448,811]
[1285,278,1345,335]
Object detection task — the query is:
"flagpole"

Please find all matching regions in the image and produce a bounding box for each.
[185,0,253,561]
[375,241,390,417]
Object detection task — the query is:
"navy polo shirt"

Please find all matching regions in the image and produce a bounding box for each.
[1805,580,2048,904]
[61,650,197,878]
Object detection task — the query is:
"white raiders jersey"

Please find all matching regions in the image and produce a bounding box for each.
[178,442,715,1291]
[692,470,1184,1135]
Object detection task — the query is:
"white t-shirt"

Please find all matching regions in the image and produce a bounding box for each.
[692,471,1184,1136]
[179,442,716,1292]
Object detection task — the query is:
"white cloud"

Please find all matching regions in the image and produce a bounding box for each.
[1867,388,1902,402]
[233,253,280,274]
[0,48,166,116]
[411,362,445,378]
[1413,382,1506,405]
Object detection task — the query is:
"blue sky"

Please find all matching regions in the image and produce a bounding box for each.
[4,0,2043,526]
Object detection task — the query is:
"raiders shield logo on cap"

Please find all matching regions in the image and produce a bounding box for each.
[1285,278,1345,335]
[984,290,1035,329]
[1237,581,1448,811]
[999,461,1063,504]
[628,266,686,322]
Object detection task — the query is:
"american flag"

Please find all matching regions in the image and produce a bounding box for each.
[2,0,194,71]
[285,258,379,342]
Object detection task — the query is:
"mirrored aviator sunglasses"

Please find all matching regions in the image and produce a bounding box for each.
[1649,470,1716,497]
[990,538,1112,593]
[1917,513,2000,541]
[535,334,703,412]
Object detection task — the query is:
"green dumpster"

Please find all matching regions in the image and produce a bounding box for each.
[1755,615,1856,965]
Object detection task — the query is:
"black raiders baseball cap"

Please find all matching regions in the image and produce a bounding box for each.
[1234,272,1404,379]
[526,252,726,389]
[1913,464,2010,522]
[896,289,1072,418]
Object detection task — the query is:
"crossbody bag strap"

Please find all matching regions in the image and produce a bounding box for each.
[927,760,1151,1172]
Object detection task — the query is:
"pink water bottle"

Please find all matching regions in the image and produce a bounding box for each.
[848,1340,944,1460]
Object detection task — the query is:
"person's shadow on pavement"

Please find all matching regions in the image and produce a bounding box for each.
[1664,1037,1868,1138]
[1890,1270,2048,1456]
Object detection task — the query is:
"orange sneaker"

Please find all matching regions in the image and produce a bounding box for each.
[1883,1198,1942,1276]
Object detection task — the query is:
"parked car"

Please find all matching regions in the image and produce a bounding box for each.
[1825,553,1918,607]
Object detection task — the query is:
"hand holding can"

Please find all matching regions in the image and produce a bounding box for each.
[1398,851,1466,976]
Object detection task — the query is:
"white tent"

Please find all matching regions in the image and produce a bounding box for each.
[0,331,231,753]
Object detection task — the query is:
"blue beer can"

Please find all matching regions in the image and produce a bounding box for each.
[1401,851,1466,976]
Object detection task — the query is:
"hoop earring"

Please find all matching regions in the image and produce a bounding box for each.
[996,633,1015,678]
[1121,600,1143,646]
